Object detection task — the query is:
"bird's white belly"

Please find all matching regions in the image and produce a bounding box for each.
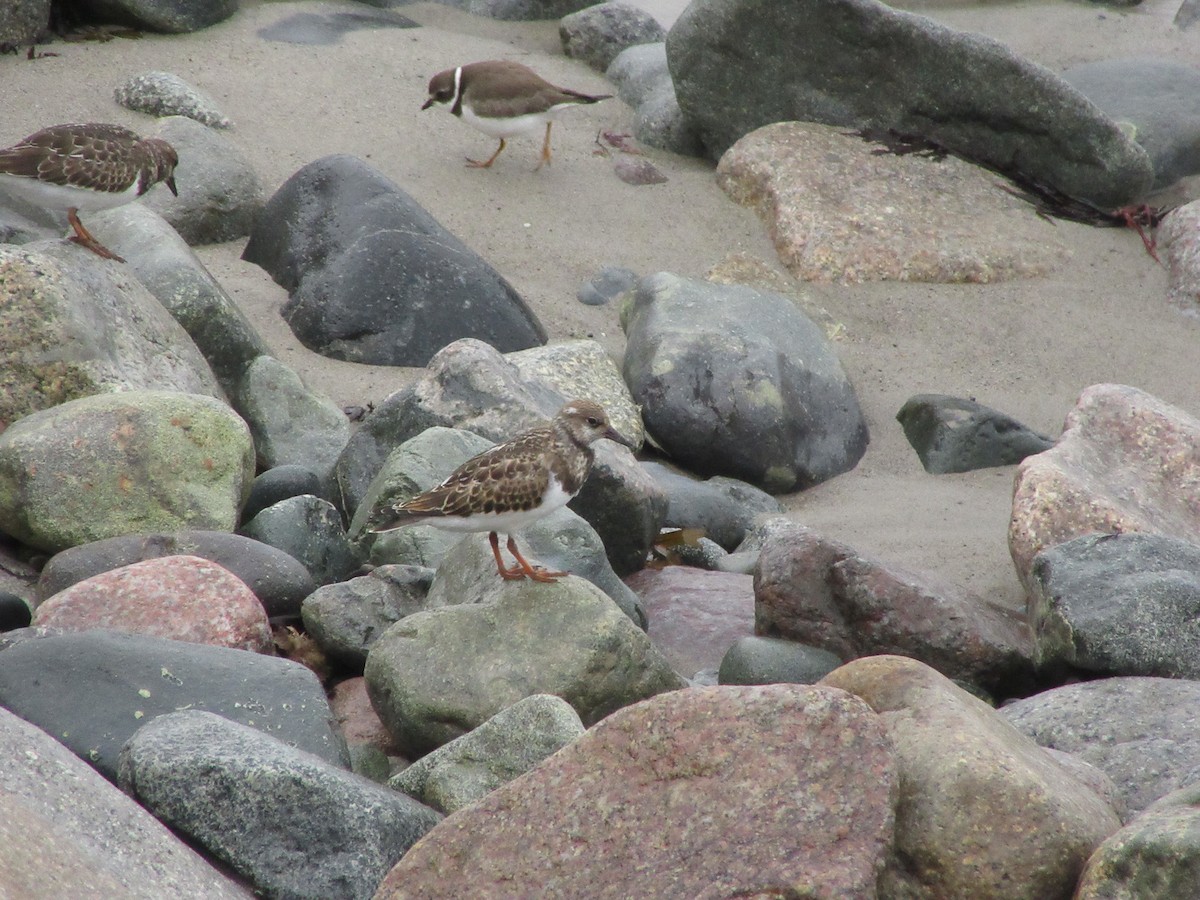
[0,173,140,213]
[460,104,572,139]
[423,477,575,535]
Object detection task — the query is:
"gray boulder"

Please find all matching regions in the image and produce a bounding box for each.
[243,465,325,523]
[240,495,363,586]
[642,461,783,550]
[118,710,440,900]
[0,1,48,46]
[607,43,704,156]
[0,391,254,554]
[622,273,868,493]
[0,244,222,426]
[719,635,843,685]
[666,0,1153,208]
[1029,533,1200,679]
[72,0,237,33]
[242,155,546,366]
[364,576,683,755]
[560,2,665,72]
[430,0,595,20]
[0,705,251,898]
[1002,676,1200,814]
[390,694,584,814]
[0,630,348,781]
[897,394,1055,474]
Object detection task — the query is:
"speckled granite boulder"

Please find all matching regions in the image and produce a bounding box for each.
[114,71,233,128]
[1009,384,1200,591]
[559,2,665,72]
[33,555,272,652]
[375,684,895,897]
[0,391,254,554]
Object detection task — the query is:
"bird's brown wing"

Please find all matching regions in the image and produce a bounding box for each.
[462,62,611,117]
[0,124,143,192]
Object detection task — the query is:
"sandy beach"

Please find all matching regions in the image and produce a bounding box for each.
[3,0,1198,619]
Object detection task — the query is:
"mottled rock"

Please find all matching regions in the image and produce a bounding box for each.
[0,391,254,554]
[718,122,1067,284]
[36,530,314,623]
[390,694,584,814]
[1029,532,1200,678]
[559,2,665,72]
[376,684,896,898]
[756,524,1035,695]
[0,706,251,898]
[0,245,222,426]
[364,576,682,756]
[118,710,440,899]
[622,273,868,493]
[0,630,347,781]
[33,555,272,652]
[0,0,49,47]
[824,655,1121,899]
[719,635,843,685]
[242,155,545,366]
[1160,198,1200,316]
[1002,677,1200,814]
[329,676,403,758]
[302,565,433,671]
[668,0,1153,207]
[240,494,362,586]
[625,566,754,678]
[897,393,1055,474]
[114,71,232,127]
[1010,384,1200,591]
[642,460,784,549]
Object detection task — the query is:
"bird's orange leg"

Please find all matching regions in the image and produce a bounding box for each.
[67,207,124,262]
[535,123,553,171]
[506,534,566,583]
[489,532,526,579]
[467,138,506,169]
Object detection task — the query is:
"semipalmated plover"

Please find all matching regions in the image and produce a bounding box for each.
[0,123,178,263]
[421,60,612,170]
[370,400,632,582]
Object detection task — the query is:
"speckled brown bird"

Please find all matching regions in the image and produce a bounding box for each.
[0,123,178,262]
[370,400,631,582]
[421,60,612,170]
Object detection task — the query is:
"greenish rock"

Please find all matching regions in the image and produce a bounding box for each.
[718,636,843,685]
[390,694,584,813]
[0,245,222,427]
[239,495,362,586]
[364,576,683,756]
[0,391,253,553]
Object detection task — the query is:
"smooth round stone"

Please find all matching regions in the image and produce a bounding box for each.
[577,266,637,306]
[718,636,844,685]
[242,465,324,524]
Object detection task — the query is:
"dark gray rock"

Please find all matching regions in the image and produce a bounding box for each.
[136,115,263,244]
[242,155,546,366]
[73,0,237,33]
[430,0,595,20]
[118,710,440,900]
[301,565,434,672]
[0,0,48,46]
[36,530,316,623]
[365,576,683,755]
[560,2,665,72]
[642,461,783,550]
[1063,57,1200,189]
[0,244,222,427]
[606,43,705,156]
[240,495,363,586]
[86,203,270,393]
[896,394,1055,475]
[1002,676,1200,814]
[666,0,1153,208]
[390,694,584,814]
[718,635,843,685]
[0,592,31,631]
[1029,532,1200,678]
[0,705,252,898]
[0,630,348,781]
[622,273,869,493]
[114,71,232,128]
[242,465,325,524]
[576,265,637,306]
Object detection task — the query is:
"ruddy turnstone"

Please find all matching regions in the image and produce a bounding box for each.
[421,60,612,170]
[0,123,179,263]
[370,400,632,583]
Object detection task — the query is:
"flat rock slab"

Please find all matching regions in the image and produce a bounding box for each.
[718,122,1067,283]
[376,684,896,898]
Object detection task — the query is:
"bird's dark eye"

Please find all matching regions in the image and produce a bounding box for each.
[587,416,600,426]
[436,89,453,101]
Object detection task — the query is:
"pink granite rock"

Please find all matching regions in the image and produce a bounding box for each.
[756,524,1034,693]
[823,655,1121,899]
[716,121,1066,284]
[375,684,896,899]
[33,555,272,653]
[624,566,755,678]
[1009,384,1200,590]
[329,677,403,758]
[1159,199,1200,315]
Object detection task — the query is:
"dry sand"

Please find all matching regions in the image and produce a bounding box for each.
[2,0,1198,616]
